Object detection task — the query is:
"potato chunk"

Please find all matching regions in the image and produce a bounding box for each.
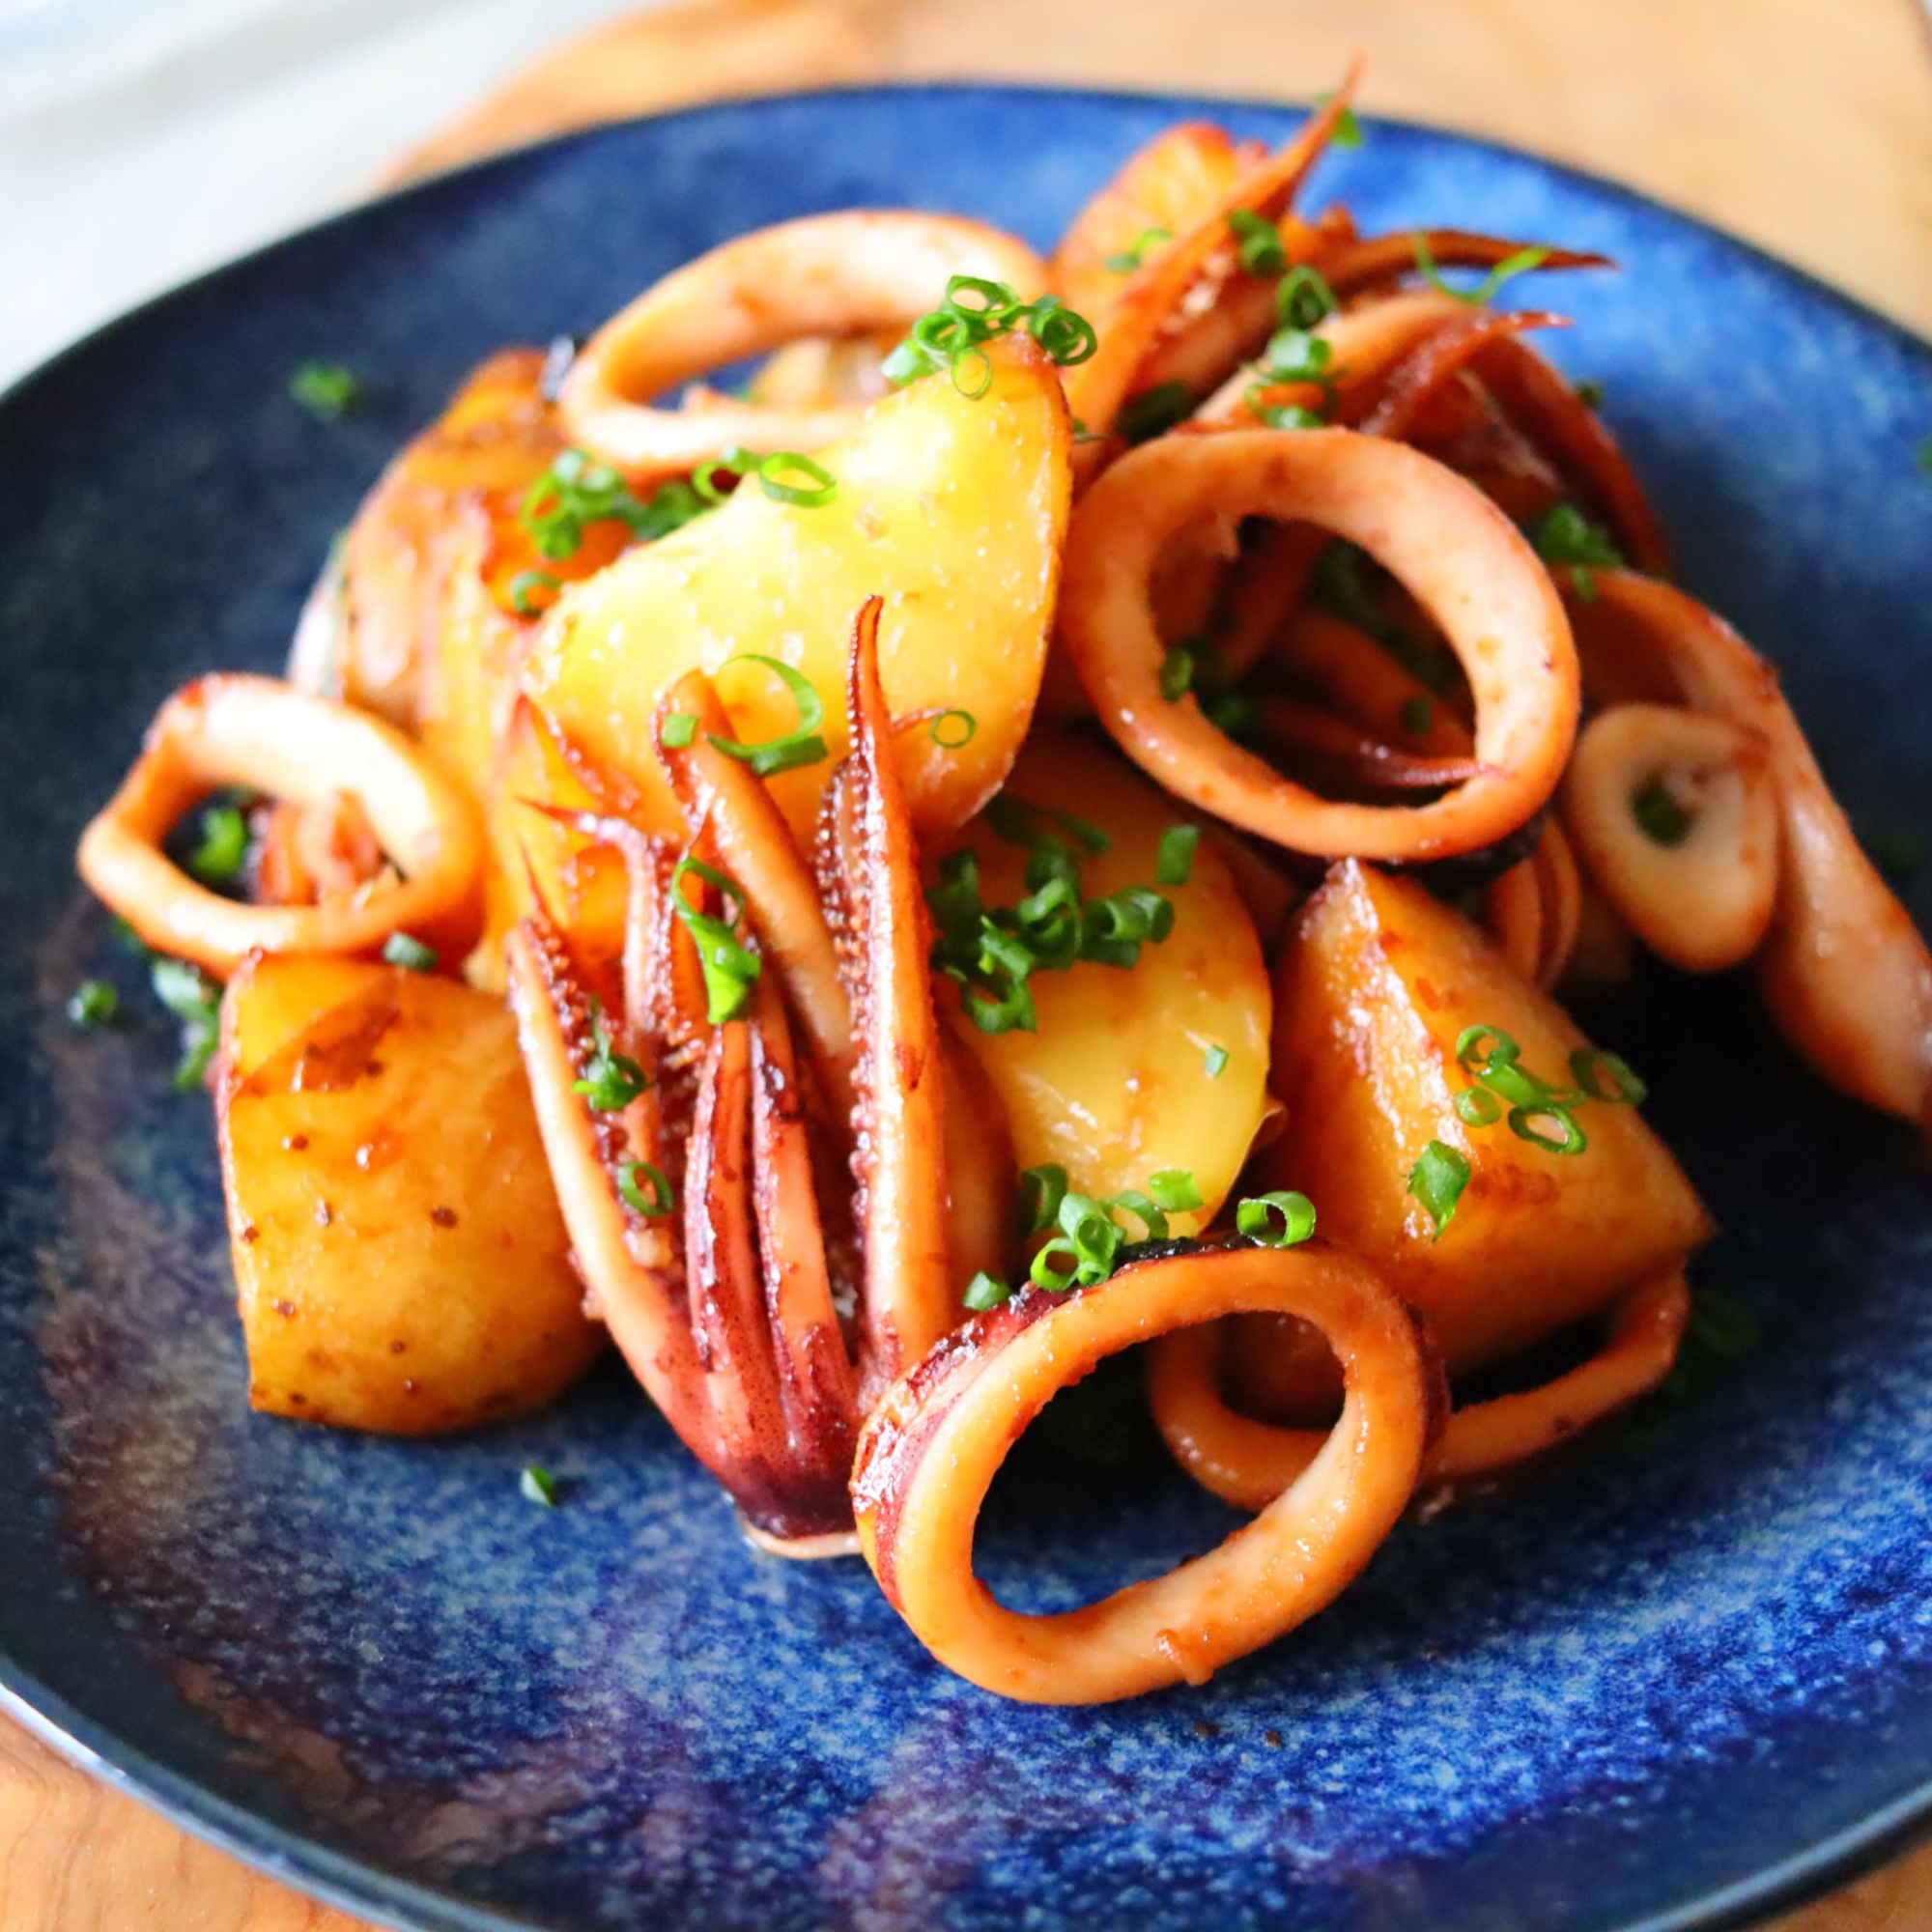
[216,953,601,1433]
[1258,860,1711,1374]
[525,336,1072,845]
[933,734,1270,1233]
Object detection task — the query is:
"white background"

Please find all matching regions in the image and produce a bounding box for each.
[0,0,656,388]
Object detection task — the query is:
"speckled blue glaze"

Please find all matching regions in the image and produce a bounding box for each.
[4,86,1932,1932]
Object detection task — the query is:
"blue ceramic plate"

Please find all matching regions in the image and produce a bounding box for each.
[5,85,1932,1932]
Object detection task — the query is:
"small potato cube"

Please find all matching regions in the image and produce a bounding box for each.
[1258,860,1712,1375]
[216,952,601,1433]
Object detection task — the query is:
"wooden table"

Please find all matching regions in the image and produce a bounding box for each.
[8,2,1932,1925]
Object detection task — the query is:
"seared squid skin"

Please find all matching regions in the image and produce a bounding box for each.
[1569,572,1932,1122]
[1060,428,1579,863]
[76,673,485,979]
[853,1240,1440,1705]
[1149,1264,1690,1506]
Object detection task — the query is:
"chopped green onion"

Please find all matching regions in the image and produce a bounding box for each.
[290,361,360,420]
[152,956,222,1093]
[1026,295,1099,367]
[930,709,978,748]
[1569,1048,1647,1106]
[1406,1139,1469,1240]
[1259,403,1325,431]
[1309,541,1456,692]
[1454,1085,1502,1126]
[68,979,119,1028]
[1056,1191,1124,1284]
[1108,1188,1171,1241]
[1159,644,1196,701]
[963,1270,1013,1312]
[1313,88,1364,148]
[520,1465,560,1507]
[1070,416,1107,444]
[1030,1237,1083,1292]
[509,570,560,616]
[662,711,698,750]
[692,443,759,504]
[1156,824,1200,887]
[1204,689,1261,740]
[987,795,1111,860]
[1236,1190,1317,1247]
[708,655,829,777]
[1105,226,1174,273]
[571,997,648,1110]
[1633,780,1691,848]
[1260,327,1334,386]
[1575,379,1605,410]
[1227,209,1287,276]
[617,1160,675,1218]
[1533,502,1625,600]
[188,802,249,885]
[884,280,1098,390]
[669,857,762,1023]
[382,932,438,973]
[1412,235,1551,305]
[1147,1169,1204,1212]
[521,449,709,561]
[1017,1163,1069,1236]
[1400,696,1434,736]
[1204,1043,1230,1079]
[755,451,838,508]
[1457,1023,1519,1072]
[1508,1104,1588,1154]
[1276,265,1339,330]
[1117,381,1191,444]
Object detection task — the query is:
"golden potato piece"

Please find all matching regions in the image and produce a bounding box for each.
[526,335,1072,846]
[932,733,1270,1233]
[216,952,602,1434]
[1257,859,1711,1375]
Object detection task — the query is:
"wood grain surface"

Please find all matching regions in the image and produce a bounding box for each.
[10,2,1932,1926]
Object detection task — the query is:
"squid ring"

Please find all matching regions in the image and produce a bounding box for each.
[1059,429,1578,860]
[76,673,484,978]
[558,212,1049,477]
[851,1241,1435,1705]
[1148,1266,1689,1506]
[1562,702,1778,973]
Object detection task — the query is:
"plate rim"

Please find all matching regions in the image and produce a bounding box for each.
[6,76,1932,1932]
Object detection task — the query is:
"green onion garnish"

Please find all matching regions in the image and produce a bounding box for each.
[1017,1163,1069,1236]
[662,712,698,750]
[1454,1086,1502,1126]
[1412,235,1551,305]
[883,278,1097,392]
[963,1270,1013,1311]
[1400,696,1434,736]
[1204,1043,1229,1079]
[1633,780,1691,848]
[1203,689,1261,740]
[1107,1188,1172,1241]
[1260,327,1333,387]
[521,450,709,561]
[1406,1140,1469,1240]
[755,451,838,508]
[1147,1169,1204,1212]
[188,802,249,886]
[290,361,360,420]
[1116,381,1191,444]
[571,997,648,1110]
[1156,825,1199,887]
[383,932,438,973]
[152,956,222,1093]
[1533,502,1625,601]
[1236,1189,1317,1247]
[1570,1048,1647,1106]
[1159,644,1196,701]
[930,709,978,748]
[617,1160,675,1218]
[520,1465,560,1507]
[1227,209,1287,276]
[509,570,560,616]
[669,858,762,1023]
[1313,88,1364,148]
[1105,226,1173,273]
[1277,265,1339,330]
[1509,1106,1588,1154]
[1260,403,1325,431]
[708,655,830,778]
[68,979,118,1028]
[1576,379,1606,410]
